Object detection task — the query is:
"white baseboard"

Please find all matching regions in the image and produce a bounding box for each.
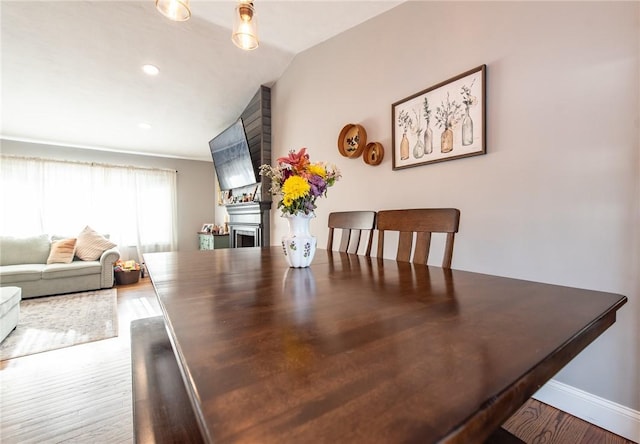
[533,379,640,442]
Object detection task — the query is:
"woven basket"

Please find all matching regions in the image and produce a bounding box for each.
[115,270,140,285]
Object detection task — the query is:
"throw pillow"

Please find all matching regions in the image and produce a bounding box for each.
[75,226,117,261]
[46,238,77,264]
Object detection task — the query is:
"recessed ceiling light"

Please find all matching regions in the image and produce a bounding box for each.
[138,123,152,130]
[142,64,160,76]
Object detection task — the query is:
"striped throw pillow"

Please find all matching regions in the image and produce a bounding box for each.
[75,226,117,261]
[46,238,77,264]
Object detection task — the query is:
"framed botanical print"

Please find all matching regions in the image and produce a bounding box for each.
[392,65,486,169]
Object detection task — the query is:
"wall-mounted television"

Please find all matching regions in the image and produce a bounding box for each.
[209,118,257,191]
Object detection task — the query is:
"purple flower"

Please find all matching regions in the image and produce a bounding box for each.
[308,174,327,197]
[304,201,315,212]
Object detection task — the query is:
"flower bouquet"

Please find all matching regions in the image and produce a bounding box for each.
[260,148,341,267]
[260,147,341,216]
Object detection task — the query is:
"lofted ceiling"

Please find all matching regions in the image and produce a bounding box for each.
[1,1,402,161]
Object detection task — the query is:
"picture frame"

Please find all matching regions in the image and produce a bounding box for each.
[392,65,486,170]
[200,223,213,233]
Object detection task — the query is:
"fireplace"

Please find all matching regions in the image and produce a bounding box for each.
[233,227,260,248]
[225,202,271,248]
[217,86,272,248]
[236,232,257,247]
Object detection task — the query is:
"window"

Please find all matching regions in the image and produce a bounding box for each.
[0,156,177,255]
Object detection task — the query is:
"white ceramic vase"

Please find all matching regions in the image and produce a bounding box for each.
[281,213,317,268]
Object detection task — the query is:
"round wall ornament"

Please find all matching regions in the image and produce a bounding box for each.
[363,142,384,166]
[337,124,367,158]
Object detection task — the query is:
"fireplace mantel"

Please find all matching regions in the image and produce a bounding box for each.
[225,202,271,248]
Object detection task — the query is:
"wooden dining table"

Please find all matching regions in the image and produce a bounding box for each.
[142,247,627,444]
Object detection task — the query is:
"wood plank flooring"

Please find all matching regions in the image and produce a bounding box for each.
[503,398,636,443]
[0,279,161,444]
[0,278,635,443]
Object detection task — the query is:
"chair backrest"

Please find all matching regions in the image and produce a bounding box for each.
[327,211,377,256]
[376,208,460,267]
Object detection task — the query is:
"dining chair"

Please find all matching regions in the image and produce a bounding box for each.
[376,208,460,267]
[327,211,377,256]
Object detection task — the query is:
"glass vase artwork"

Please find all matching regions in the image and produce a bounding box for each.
[462,105,473,146]
[424,126,433,155]
[413,138,424,159]
[441,128,453,153]
[282,213,317,268]
[400,133,410,160]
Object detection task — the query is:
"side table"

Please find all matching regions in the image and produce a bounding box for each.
[198,233,229,250]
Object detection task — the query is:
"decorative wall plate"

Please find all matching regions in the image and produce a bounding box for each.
[363,142,384,166]
[337,124,367,158]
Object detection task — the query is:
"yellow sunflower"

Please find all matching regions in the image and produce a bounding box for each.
[281,175,310,203]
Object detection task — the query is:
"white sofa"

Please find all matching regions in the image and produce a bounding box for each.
[0,234,120,299]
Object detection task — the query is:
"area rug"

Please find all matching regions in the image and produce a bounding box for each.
[0,288,118,361]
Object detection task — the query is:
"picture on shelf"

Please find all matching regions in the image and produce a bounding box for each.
[221,190,233,205]
[200,223,213,233]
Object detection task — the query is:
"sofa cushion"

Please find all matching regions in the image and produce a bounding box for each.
[47,238,77,264]
[42,261,101,279]
[75,226,117,261]
[0,235,50,266]
[0,264,45,283]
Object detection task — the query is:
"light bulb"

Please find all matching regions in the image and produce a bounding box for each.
[156,0,191,22]
[232,2,258,50]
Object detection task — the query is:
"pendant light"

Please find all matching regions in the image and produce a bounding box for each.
[156,0,191,22]
[232,1,259,50]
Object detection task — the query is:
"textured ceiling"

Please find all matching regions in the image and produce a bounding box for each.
[1,1,402,161]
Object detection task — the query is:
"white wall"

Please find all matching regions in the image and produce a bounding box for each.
[0,139,216,251]
[271,0,639,426]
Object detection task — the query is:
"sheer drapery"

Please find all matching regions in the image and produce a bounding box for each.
[0,155,178,256]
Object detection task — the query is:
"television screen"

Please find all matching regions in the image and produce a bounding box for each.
[209,118,257,191]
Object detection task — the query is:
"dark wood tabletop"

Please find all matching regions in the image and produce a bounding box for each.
[143,247,627,444]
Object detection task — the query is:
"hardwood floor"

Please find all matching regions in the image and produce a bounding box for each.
[503,399,636,444]
[0,279,161,444]
[0,278,634,443]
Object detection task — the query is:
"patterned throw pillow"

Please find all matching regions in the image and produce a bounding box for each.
[75,226,117,261]
[46,238,77,264]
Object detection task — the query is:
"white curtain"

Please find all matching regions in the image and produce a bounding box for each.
[0,155,178,258]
